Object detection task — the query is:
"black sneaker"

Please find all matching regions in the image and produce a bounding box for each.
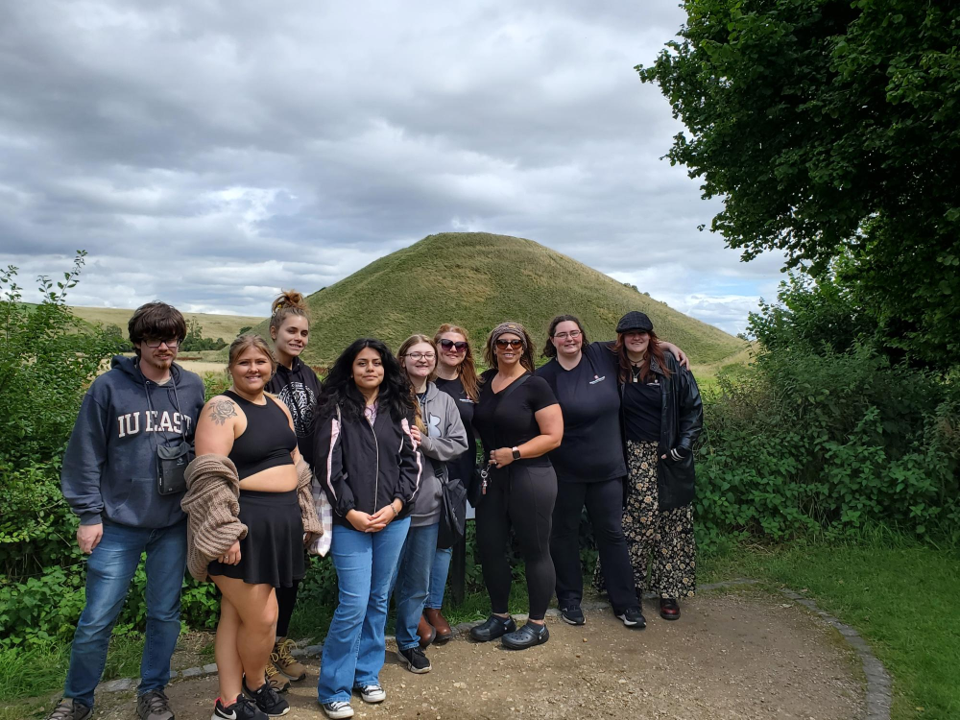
[242,676,290,717]
[213,695,267,720]
[46,700,92,720]
[501,621,549,650]
[470,614,517,642]
[397,646,432,674]
[559,604,585,625]
[617,606,647,628]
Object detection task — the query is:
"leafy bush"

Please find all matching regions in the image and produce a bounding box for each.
[695,346,960,547]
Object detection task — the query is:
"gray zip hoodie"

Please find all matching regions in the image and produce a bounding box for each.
[410,381,469,528]
[61,355,205,528]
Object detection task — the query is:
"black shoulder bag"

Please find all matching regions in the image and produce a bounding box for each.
[467,373,531,508]
[437,462,468,549]
[144,371,195,496]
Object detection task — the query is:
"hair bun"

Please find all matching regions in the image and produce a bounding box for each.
[271,289,305,314]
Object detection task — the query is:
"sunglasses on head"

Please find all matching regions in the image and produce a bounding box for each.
[439,339,468,352]
[495,338,523,349]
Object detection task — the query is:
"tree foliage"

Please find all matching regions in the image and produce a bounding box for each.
[640,0,960,367]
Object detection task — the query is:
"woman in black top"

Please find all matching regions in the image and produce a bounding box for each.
[263,289,322,690]
[614,311,703,621]
[538,315,690,629]
[469,321,563,650]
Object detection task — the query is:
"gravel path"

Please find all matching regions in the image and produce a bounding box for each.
[91,591,865,720]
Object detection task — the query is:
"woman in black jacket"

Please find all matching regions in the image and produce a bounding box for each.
[612,311,703,621]
[313,339,422,720]
[263,289,323,690]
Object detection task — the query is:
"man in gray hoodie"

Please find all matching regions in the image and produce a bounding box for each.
[47,303,205,720]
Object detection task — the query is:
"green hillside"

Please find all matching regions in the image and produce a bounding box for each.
[257,232,745,366]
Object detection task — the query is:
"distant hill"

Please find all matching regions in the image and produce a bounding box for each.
[64,306,263,342]
[256,232,745,366]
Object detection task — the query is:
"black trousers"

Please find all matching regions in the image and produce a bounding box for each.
[475,463,557,621]
[552,477,637,615]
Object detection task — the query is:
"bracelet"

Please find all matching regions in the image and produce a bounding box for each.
[390,503,399,517]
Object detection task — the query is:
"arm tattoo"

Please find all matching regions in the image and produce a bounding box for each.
[209,399,238,426]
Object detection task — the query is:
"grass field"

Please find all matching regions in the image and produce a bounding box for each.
[253,232,747,366]
[66,306,262,341]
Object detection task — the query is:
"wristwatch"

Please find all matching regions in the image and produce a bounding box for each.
[512,446,521,461]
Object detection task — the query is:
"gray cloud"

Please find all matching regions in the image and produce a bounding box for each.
[0,0,783,330]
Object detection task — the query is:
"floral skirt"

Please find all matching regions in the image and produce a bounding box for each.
[596,439,696,600]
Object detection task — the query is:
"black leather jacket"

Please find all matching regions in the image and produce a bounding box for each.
[620,351,703,510]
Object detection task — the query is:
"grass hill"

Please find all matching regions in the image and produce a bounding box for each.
[257,232,746,366]
[63,306,263,342]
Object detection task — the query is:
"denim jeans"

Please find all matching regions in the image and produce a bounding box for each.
[317,518,411,704]
[426,546,452,610]
[391,522,439,651]
[64,520,187,708]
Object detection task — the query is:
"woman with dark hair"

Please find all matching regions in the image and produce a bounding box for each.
[469,322,563,650]
[185,334,322,720]
[263,289,323,691]
[391,334,468,673]
[612,311,702,621]
[421,323,480,642]
[539,315,690,629]
[313,339,422,720]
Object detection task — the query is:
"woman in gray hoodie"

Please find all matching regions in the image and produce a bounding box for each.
[391,334,468,674]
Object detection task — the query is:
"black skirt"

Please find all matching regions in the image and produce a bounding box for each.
[207,489,305,587]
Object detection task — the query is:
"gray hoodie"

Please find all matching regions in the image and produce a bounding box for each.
[410,381,469,528]
[61,355,205,528]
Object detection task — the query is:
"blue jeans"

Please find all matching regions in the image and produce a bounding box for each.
[64,520,187,708]
[317,518,411,704]
[391,522,439,651]
[426,546,452,609]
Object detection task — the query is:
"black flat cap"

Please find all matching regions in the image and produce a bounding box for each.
[616,311,653,334]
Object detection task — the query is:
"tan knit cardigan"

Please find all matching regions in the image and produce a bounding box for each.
[181,454,323,582]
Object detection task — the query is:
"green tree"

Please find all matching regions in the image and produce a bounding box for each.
[640,0,960,367]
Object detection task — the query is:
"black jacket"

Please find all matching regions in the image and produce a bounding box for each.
[313,403,423,528]
[265,357,323,468]
[621,351,703,510]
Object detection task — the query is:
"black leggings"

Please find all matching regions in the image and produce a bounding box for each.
[551,477,637,614]
[275,580,300,638]
[475,463,557,621]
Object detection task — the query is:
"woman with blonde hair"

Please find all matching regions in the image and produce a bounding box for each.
[391,334,468,673]
[419,324,479,642]
[469,322,563,650]
[262,290,324,690]
[185,334,322,720]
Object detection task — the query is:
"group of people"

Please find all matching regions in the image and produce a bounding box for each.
[48,293,703,720]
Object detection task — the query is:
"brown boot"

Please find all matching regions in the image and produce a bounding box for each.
[423,608,453,643]
[272,637,307,681]
[417,614,437,648]
[264,661,291,693]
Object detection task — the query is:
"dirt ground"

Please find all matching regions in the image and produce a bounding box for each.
[89,591,864,720]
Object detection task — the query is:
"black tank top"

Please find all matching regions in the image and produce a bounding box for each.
[224,390,297,480]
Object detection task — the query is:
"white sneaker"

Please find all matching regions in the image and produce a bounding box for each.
[320,701,354,719]
[358,685,386,704]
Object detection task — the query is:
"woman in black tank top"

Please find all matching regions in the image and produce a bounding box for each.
[193,335,310,719]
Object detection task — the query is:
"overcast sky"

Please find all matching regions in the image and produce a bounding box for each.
[0,0,784,335]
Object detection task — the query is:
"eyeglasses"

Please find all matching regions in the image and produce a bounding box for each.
[144,338,179,349]
[553,330,582,340]
[404,352,436,361]
[495,338,523,349]
[439,339,468,352]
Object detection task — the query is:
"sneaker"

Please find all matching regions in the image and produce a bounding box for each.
[660,598,681,620]
[501,621,550,650]
[397,645,432,674]
[265,661,291,693]
[357,684,386,703]
[242,676,290,717]
[559,604,585,625]
[137,689,174,720]
[212,695,267,720]
[617,606,647,629]
[319,701,354,719]
[272,637,307,681]
[46,700,92,720]
[469,614,517,642]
